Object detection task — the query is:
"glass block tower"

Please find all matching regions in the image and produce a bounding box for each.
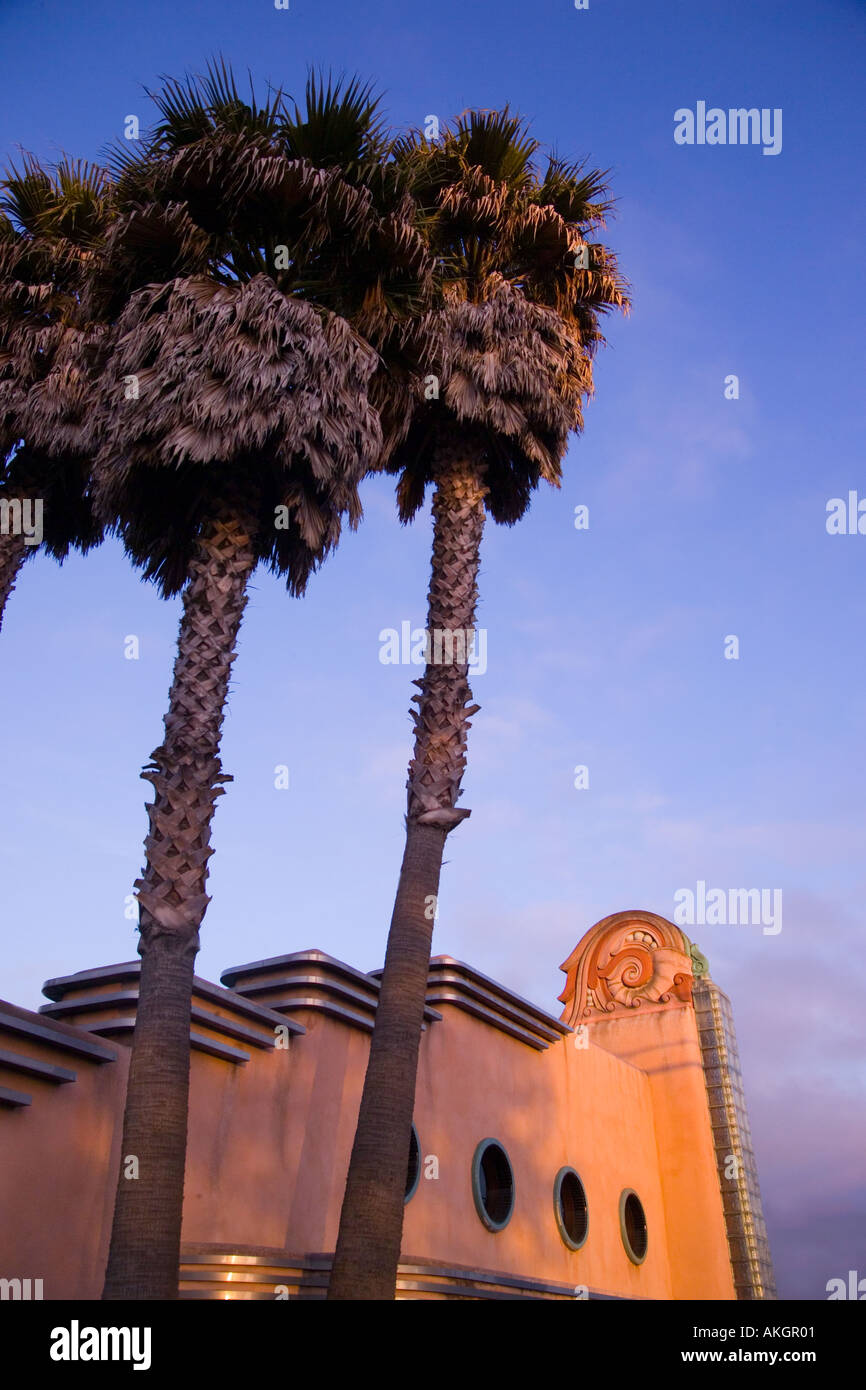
[691,948,777,1300]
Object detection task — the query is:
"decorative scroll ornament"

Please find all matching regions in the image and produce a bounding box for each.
[558,912,696,1027]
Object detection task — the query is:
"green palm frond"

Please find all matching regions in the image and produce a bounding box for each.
[105,57,294,226]
[2,154,111,249]
[283,71,388,173]
[537,155,615,227]
[146,73,215,148]
[198,56,287,137]
[106,54,288,185]
[48,158,112,245]
[1,154,55,234]
[450,108,539,187]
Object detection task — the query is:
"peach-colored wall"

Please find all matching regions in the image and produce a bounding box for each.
[178,998,732,1299]
[586,1004,735,1299]
[405,1007,672,1298]
[181,1008,372,1254]
[1,978,735,1300]
[0,1029,127,1300]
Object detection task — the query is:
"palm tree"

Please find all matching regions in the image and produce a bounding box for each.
[88,62,430,1300]
[328,110,629,1300]
[0,158,110,628]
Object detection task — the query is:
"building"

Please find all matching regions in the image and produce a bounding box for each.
[0,909,775,1299]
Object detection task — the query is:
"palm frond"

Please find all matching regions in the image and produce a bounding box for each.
[283,70,388,172]
[1,154,55,233]
[538,154,615,227]
[381,109,628,522]
[451,107,539,187]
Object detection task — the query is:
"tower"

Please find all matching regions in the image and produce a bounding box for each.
[559,910,776,1299]
[691,953,777,1299]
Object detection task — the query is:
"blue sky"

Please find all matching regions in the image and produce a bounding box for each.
[1,0,865,1298]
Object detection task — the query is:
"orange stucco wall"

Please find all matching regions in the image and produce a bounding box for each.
[0,949,736,1300]
[175,991,732,1298]
[584,1005,736,1299]
[0,1019,128,1299]
[406,1007,673,1298]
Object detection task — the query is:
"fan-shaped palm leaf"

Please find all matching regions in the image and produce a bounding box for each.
[0,157,112,629]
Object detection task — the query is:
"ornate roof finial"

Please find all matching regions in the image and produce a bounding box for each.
[559,911,697,1027]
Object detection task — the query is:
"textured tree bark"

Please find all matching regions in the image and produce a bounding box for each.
[102,507,256,1300]
[0,531,31,633]
[328,446,487,1300]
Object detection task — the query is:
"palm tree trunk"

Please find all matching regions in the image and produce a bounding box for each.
[0,530,31,632]
[102,506,256,1300]
[328,446,487,1300]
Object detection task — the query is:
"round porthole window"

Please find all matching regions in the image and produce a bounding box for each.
[405,1124,421,1204]
[554,1167,588,1250]
[472,1139,514,1231]
[619,1189,648,1264]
